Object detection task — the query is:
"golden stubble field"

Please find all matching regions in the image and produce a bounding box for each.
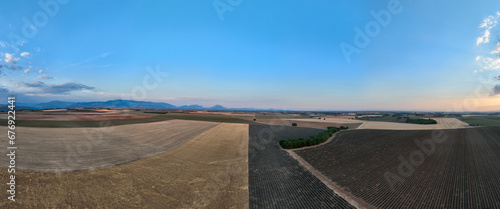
[0,120,219,172]
[0,123,249,208]
[282,117,469,130]
[255,118,363,130]
[357,118,469,130]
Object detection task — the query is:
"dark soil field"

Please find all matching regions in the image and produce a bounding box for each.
[249,124,354,209]
[459,116,500,126]
[162,113,260,124]
[13,110,152,121]
[295,126,500,208]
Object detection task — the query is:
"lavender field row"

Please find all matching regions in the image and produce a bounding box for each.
[249,125,354,209]
[296,127,500,208]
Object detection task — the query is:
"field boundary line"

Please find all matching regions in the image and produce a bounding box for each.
[286,150,375,209]
[356,122,367,129]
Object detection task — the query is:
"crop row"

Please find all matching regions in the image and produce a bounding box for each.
[295,126,500,208]
[249,125,354,209]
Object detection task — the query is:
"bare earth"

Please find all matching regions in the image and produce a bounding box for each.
[0,120,219,172]
[0,123,249,208]
[357,118,469,130]
[13,110,152,121]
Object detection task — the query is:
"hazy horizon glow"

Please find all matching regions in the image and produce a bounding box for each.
[1,1,500,111]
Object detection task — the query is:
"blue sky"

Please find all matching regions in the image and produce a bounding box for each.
[0,0,500,111]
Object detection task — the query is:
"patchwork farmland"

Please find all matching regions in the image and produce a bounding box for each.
[1,109,500,208]
[294,127,500,208]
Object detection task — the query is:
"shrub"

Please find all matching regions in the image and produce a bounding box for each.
[406,118,437,124]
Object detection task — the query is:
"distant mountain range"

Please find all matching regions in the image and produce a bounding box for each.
[10,100,229,110]
[4,99,250,111]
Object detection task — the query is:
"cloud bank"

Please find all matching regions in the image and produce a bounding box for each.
[19,81,95,94]
[492,84,500,96]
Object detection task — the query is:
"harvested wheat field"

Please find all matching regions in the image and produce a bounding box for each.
[0,123,249,208]
[357,118,469,130]
[289,118,365,124]
[0,120,219,172]
[257,118,362,129]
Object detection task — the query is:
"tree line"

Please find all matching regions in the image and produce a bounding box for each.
[406,118,437,124]
[279,126,348,149]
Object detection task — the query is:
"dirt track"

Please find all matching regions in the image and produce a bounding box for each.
[249,125,354,208]
[0,123,249,208]
[0,120,219,172]
[287,150,374,209]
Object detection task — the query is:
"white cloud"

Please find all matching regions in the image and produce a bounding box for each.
[20,52,31,58]
[477,30,491,45]
[4,53,19,64]
[36,74,53,80]
[476,12,500,74]
[39,70,43,73]
[477,15,499,45]
[491,42,500,54]
[24,68,30,73]
[477,56,500,71]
